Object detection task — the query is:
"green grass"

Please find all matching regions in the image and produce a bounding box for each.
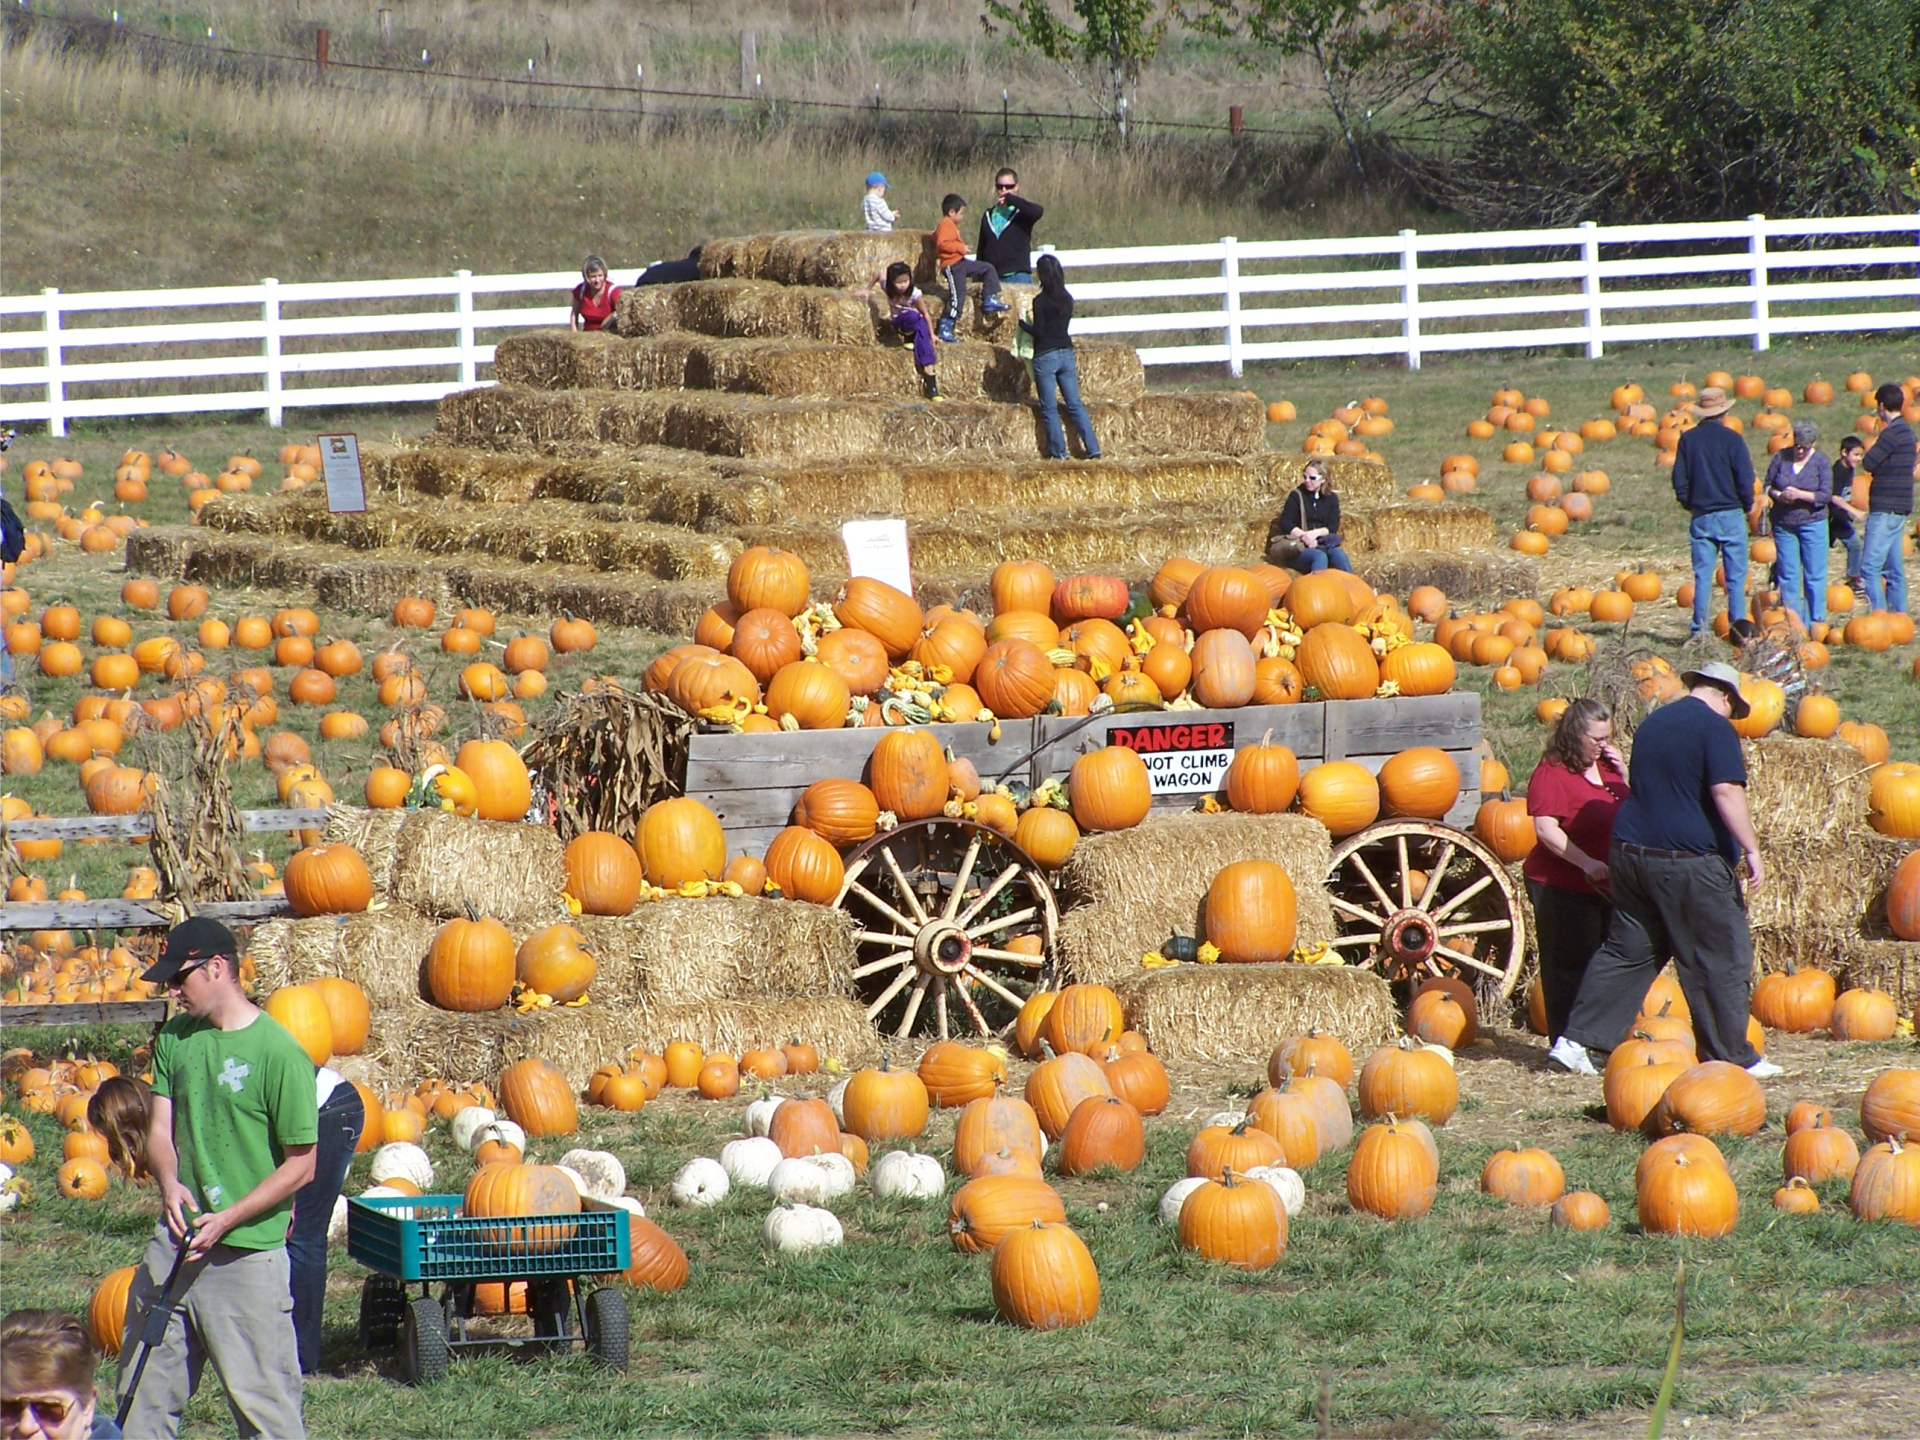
[4,1054,1918,1439]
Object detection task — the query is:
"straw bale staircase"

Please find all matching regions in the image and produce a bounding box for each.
[129,230,1533,629]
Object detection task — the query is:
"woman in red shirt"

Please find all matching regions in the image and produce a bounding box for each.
[571,254,620,332]
[1524,698,1630,1059]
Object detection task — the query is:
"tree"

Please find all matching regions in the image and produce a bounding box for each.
[982,0,1175,140]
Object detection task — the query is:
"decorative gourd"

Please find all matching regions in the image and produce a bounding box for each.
[497,1057,578,1137]
[1296,761,1380,836]
[425,913,516,1013]
[670,1157,731,1208]
[1202,859,1298,963]
[1347,1117,1440,1219]
[1067,745,1152,832]
[947,1174,1067,1254]
[991,1221,1100,1331]
[635,797,727,888]
[1179,1167,1287,1269]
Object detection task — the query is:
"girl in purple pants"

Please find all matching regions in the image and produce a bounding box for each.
[877,261,942,400]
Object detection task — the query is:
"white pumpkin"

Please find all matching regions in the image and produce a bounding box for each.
[559,1149,626,1202]
[603,1194,646,1218]
[328,1193,350,1244]
[721,1136,784,1189]
[670,1156,731,1208]
[358,1183,416,1220]
[472,1119,527,1157]
[1205,1110,1250,1129]
[763,1200,843,1253]
[827,1076,850,1126]
[0,1162,21,1212]
[1244,1164,1306,1217]
[869,1148,945,1200]
[449,1106,498,1153]
[553,1165,591,1200]
[767,1151,856,1205]
[369,1142,434,1192]
[1158,1176,1207,1227]
[743,1094,786,1138]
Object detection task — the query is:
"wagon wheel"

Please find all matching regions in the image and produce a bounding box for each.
[835,818,1058,1041]
[1324,818,1526,1009]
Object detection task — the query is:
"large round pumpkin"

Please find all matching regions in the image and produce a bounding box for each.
[264,984,334,1066]
[88,1266,137,1354]
[666,654,760,718]
[464,1161,581,1251]
[1296,622,1378,700]
[833,577,923,658]
[765,660,852,730]
[283,843,373,917]
[515,924,597,1003]
[425,913,516,1012]
[728,546,811,616]
[1068,746,1152,833]
[635,797,727,888]
[1203,859,1298,963]
[1379,642,1454,697]
[992,1221,1100,1329]
[455,739,532,822]
[564,832,643,915]
[1296,760,1380,836]
[1378,747,1461,819]
[764,825,846,904]
[498,1057,579,1136]
[814,628,890,696]
[974,638,1057,720]
[1225,731,1299,813]
[1188,628,1257,709]
[1183,567,1270,637]
[308,976,370,1056]
[868,729,949,820]
[792,778,881,844]
[729,608,804,684]
[991,560,1055,615]
[1287,572,1353,628]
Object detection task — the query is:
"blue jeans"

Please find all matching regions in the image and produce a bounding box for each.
[1770,520,1827,626]
[288,1082,363,1373]
[1689,509,1748,634]
[1862,510,1910,613]
[1296,543,1353,573]
[1032,348,1100,459]
[1836,527,1863,581]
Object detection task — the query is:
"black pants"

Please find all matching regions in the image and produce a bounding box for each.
[1562,844,1760,1065]
[288,1082,364,1374]
[1527,880,1611,1043]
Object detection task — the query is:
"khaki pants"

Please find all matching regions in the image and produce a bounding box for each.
[118,1221,306,1440]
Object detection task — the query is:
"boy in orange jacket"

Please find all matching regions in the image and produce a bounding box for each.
[931,193,1008,342]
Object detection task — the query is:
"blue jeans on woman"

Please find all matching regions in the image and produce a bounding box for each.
[1032,348,1100,460]
[1770,519,1827,625]
[288,1081,364,1374]
[1688,508,1748,635]
[1862,510,1910,613]
[1295,542,1353,573]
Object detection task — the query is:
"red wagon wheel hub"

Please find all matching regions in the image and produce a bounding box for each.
[914,920,973,976]
[1382,909,1438,971]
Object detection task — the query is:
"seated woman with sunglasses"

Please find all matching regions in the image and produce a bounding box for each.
[2,1309,121,1439]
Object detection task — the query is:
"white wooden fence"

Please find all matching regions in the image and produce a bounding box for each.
[4,213,1917,435]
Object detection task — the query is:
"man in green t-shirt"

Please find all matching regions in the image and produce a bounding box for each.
[118,918,316,1440]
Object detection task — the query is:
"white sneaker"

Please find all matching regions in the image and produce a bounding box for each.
[1746,1058,1784,1079]
[1547,1037,1598,1075]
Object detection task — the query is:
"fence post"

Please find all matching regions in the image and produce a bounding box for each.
[42,288,64,440]
[1580,220,1604,360]
[456,270,476,387]
[1748,212,1770,353]
[262,278,283,428]
[315,26,328,71]
[1400,229,1421,371]
[739,32,756,95]
[1220,236,1243,379]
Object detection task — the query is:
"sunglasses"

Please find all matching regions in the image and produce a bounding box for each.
[2,1396,74,1424]
[165,957,220,989]
[996,182,1017,190]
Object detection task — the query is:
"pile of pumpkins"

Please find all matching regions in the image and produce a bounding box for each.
[1290,397,1390,463]
[7,454,148,571]
[0,1056,135,1205]
[1462,387,1612,473]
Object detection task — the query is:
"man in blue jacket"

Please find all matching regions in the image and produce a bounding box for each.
[1859,382,1916,615]
[1671,386,1754,637]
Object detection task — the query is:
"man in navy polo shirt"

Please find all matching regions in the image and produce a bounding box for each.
[1859,381,1916,614]
[1549,663,1782,1079]
[1671,386,1754,637]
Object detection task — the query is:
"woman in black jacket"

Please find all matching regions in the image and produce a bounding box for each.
[1020,254,1101,461]
[1269,461,1353,572]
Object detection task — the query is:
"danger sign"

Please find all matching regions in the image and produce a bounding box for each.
[1106,720,1237,795]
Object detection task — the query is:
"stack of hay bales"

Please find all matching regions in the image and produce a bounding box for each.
[1743,737,1917,1008]
[126,227,1533,618]
[247,807,876,1089]
[1052,811,1397,1061]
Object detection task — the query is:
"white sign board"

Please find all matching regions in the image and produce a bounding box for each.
[841,519,914,597]
[318,433,366,513]
[1106,719,1237,794]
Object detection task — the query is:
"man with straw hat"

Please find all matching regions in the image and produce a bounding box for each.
[1672,385,1755,638]
[1548,662,1782,1079]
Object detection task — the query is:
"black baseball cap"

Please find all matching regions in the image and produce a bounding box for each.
[142,917,240,984]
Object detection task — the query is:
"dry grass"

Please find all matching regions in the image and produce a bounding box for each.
[1054,812,1335,987]
[1743,736,1878,844]
[1357,550,1540,607]
[1358,504,1494,555]
[1112,962,1399,1063]
[622,896,856,1006]
[389,810,571,929]
[246,909,443,1011]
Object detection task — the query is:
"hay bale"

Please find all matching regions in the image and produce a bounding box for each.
[1358,550,1539,606]
[763,229,929,290]
[123,525,198,579]
[493,330,697,392]
[696,234,778,280]
[1360,505,1494,555]
[1743,737,1876,843]
[922,284,1037,345]
[1054,812,1335,987]
[362,1001,514,1089]
[389,810,569,929]
[1105,392,1268,458]
[247,908,444,1010]
[1749,830,1909,941]
[1113,963,1399,1063]
[627,895,855,1005]
[323,805,407,893]
[621,997,881,1068]
[443,566,714,636]
[1839,938,1920,1011]
[309,557,454,615]
[621,279,877,346]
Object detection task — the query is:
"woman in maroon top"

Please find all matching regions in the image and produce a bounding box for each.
[570,254,620,332]
[1524,699,1630,1052]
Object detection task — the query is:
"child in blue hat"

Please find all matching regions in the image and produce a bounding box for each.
[862,173,898,233]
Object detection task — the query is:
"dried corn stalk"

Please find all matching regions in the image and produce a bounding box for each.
[140,707,250,905]
[522,687,691,842]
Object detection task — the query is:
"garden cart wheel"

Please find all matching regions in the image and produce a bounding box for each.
[1324,818,1527,1011]
[402,1293,450,1385]
[583,1286,630,1371]
[835,817,1058,1040]
[357,1274,405,1352]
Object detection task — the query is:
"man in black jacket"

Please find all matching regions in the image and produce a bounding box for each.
[1671,386,1754,637]
[1859,382,1916,615]
[977,169,1044,283]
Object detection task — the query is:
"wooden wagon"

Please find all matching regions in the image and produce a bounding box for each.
[677,693,1525,1040]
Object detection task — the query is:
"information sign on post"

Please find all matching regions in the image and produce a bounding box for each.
[318,433,366,513]
[840,519,914,597]
[1106,719,1237,794]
